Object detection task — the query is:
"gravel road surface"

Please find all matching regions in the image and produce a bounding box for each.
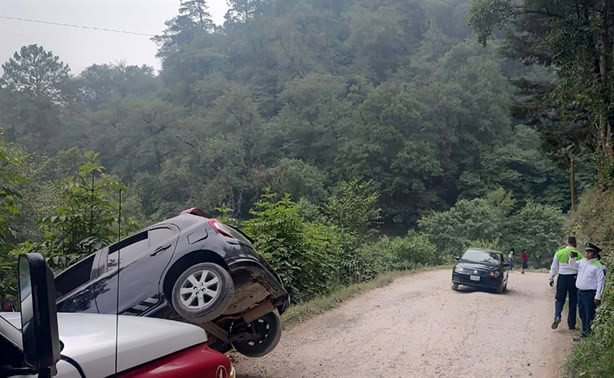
[236,269,575,378]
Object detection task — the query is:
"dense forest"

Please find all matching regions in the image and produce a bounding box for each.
[0,0,612,314]
[0,0,596,291]
[1,0,592,224]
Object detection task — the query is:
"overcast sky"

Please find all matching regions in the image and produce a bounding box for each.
[0,0,229,74]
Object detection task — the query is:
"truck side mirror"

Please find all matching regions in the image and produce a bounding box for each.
[18,253,61,375]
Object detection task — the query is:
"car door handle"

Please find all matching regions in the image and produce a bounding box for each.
[151,244,172,256]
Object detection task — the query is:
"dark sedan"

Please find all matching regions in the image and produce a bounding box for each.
[54,208,289,358]
[451,248,508,293]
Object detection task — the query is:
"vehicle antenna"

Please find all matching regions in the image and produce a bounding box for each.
[115,188,122,374]
[118,189,122,241]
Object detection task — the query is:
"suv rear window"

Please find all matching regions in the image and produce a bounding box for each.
[55,254,96,298]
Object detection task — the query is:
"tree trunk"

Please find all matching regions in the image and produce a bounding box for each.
[570,154,576,212]
[599,0,613,158]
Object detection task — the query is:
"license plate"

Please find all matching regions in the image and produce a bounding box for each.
[470,275,480,281]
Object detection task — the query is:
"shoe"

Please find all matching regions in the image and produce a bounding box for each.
[552,318,561,329]
[569,326,576,330]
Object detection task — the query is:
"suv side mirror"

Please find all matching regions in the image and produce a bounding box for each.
[455,256,460,260]
[18,253,61,375]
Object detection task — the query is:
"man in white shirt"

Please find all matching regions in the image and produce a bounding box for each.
[549,236,583,330]
[569,242,606,337]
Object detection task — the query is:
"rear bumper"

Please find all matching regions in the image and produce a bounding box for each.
[452,272,503,290]
[227,257,290,313]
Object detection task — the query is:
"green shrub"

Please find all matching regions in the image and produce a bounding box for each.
[565,188,614,377]
[508,200,566,267]
[418,188,514,257]
[359,232,437,273]
[243,192,310,300]
[419,189,565,267]
[325,178,381,238]
[0,137,26,301]
[243,191,354,302]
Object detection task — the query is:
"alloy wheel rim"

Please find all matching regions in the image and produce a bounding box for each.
[179,269,221,309]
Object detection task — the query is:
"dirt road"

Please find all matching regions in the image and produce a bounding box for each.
[236,269,576,378]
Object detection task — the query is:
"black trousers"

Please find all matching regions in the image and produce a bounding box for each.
[578,289,597,337]
[555,274,577,328]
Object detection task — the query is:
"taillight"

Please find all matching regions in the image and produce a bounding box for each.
[209,219,232,238]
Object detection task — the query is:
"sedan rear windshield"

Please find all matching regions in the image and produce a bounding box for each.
[461,250,501,265]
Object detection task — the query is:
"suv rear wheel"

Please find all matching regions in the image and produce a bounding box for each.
[231,312,282,358]
[171,262,234,323]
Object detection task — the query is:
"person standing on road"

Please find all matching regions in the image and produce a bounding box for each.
[521,249,528,274]
[569,243,606,337]
[508,248,515,272]
[549,236,583,330]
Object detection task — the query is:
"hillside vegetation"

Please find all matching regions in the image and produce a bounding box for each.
[566,189,614,377]
[0,0,611,351]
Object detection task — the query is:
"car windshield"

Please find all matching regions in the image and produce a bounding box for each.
[461,250,501,265]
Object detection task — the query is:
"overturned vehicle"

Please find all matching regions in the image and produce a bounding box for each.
[54,208,290,357]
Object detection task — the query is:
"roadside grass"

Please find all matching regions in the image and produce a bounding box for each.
[565,329,614,378]
[564,283,614,378]
[280,266,450,329]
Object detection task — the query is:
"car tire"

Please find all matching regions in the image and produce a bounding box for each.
[171,262,234,323]
[451,282,459,291]
[496,282,505,294]
[231,312,282,358]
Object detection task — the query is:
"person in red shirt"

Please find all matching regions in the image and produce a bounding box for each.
[521,249,529,274]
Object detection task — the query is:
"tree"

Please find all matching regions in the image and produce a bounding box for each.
[225,0,266,23]
[76,63,158,110]
[418,189,515,258]
[418,188,565,266]
[274,73,352,166]
[0,44,70,104]
[179,0,214,28]
[325,178,381,237]
[0,45,71,149]
[155,0,214,58]
[469,0,614,184]
[0,136,27,301]
[0,137,26,246]
[509,200,566,267]
[91,97,182,177]
[344,1,427,82]
[458,125,585,210]
[35,151,137,266]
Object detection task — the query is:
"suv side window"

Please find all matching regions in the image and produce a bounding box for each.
[149,227,175,248]
[107,231,148,269]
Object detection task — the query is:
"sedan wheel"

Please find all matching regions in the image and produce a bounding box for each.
[496,281,505,294]
[171,262,234,323]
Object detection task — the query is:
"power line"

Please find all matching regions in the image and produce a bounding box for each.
[1,16,155,37]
